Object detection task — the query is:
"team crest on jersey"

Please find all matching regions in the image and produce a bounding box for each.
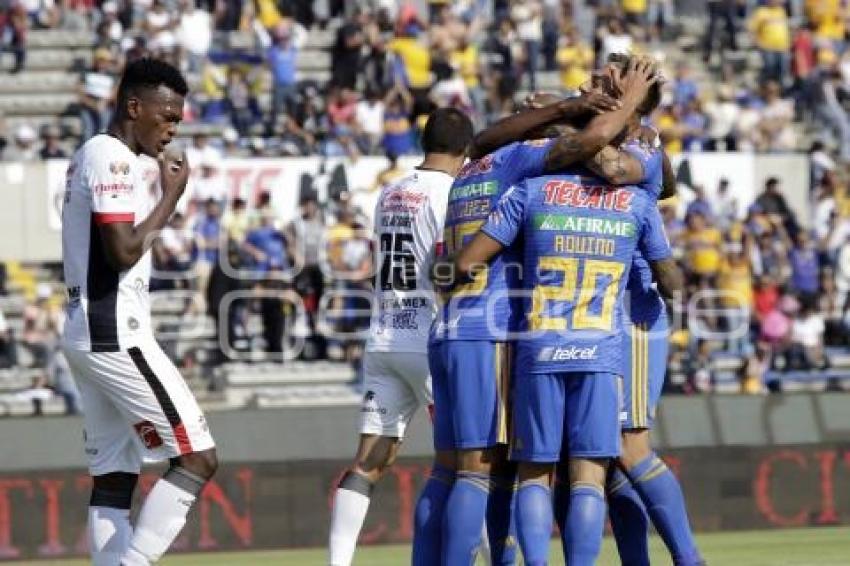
[133,421,163,449]
[109,161,130,176]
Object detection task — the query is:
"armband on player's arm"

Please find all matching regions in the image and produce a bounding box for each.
[649,257,684,301]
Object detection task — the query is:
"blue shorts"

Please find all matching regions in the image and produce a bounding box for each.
[622,311,668,430]
[511,371,621,463]
[430,340,512,451]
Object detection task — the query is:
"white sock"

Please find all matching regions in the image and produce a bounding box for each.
[88,506,132,566]
[121,474,201,566]
[328,487,371,566]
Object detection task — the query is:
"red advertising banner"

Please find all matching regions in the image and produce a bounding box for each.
[1,445,849,560]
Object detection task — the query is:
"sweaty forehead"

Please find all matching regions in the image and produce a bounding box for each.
[141,85,184,113]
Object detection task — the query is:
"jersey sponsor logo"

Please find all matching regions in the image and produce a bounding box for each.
[447,198,491,220]
[542,181,634,212]
[537,345,599,362]
[133,421,164,449]
[361,390,387,414]
[109,161,131,175]
[379,309,420,331]
[456,154,494,180]
[553,235,617,257]
[449,181,498,202]
[534,214,637,237]
[93,182,134,196]
[381,189,426,213]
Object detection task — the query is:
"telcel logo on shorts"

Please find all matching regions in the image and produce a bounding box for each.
[538,345,599,361]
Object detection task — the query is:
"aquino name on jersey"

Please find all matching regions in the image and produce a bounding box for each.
[481,172,672,375]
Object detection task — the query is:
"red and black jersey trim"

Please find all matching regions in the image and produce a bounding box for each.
[127,347,194,455]
[87,216,120,352]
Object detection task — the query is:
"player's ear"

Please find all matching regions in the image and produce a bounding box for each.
[126,96,142,120]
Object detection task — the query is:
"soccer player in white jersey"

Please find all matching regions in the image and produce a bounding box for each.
[61,58,217,566]
[328,108,474,566]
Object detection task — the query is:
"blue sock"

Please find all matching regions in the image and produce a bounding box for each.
[626,454,704,566]
[443,471,490,566]
[515,481,552,566]
[487,476,518,565]
[608,468,650,566]
[412,464,454,566]
[552,477,570,558]
[564,483,606,566]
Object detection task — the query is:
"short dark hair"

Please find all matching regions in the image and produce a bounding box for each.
[116,58,188,108]
[607,53,662,116]
[420,108,473,156]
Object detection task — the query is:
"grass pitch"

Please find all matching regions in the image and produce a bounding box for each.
[11,526,850,565]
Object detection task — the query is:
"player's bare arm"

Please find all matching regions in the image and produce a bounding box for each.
[543,57,659,172]
[454,232,505,283]
[468,91,620,160]
[99,151,189,271]
[649,257,684,300]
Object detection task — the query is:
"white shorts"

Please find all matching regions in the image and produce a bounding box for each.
[63,337,215,476]
[360,351,432,438]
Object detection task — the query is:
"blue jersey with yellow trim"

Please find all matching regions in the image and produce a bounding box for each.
[481,171,672,375]
[623,141,667,323]
[433,139,554,341]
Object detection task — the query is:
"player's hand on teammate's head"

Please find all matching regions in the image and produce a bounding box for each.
[618,55,660,104]
[522,91,561,110]
[158,148,190,196]
[578,90,622,114]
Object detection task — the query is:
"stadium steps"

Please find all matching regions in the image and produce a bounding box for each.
[252,383,361,408]
[222,361,356,387]
[296,49,332,72]
[1,49,91,72]
[0,397,66,417]
[26,30,93,49]
[0,93,78,116]
[0,71,79,94]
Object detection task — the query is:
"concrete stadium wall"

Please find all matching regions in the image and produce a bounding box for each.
[0,153,812,262]
[0,394,849,559]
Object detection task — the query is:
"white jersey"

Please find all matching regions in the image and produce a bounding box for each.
[366,168,452,354]
[62,134,159,352]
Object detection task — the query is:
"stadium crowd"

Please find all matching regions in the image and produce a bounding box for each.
[1,0,850,411]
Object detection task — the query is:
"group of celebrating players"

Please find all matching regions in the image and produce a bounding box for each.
[58,52,707,566]
[329,54,707,566]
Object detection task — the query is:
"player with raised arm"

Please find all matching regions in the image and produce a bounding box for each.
[412,86,624,566]
[449,57,684,566]
[327,108,474,566]
[61,58,217,566]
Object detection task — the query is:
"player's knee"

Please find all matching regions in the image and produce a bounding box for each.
[457,449,493,474]
[90,472,138,507]
[618,431,652,471]
[176,448,218,480]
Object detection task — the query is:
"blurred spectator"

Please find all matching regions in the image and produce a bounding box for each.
[152,212,194,291]
[715,178,739,229]
[266,19,305,131]
[325,87,361,158]
[684,210,722,287]
[686,185,714,221]
[557,26,594,93]
[144,0,177,54]
[703,0,738,62]
[362,34,395,95]
[748,0,791,87]
[672,61,699,108]
[21,284,61,368]
[790,230,820,299]
[6,124,39,161]
[189,158,227,209]
[186,132,222,169]
[486,17,521,114]
[806,50,850,162]
[754,177,793,219]
[680,98,709,151]
[599,18,633,64]
[222,197,251,243]
[176,0,212,72]
[47,347,80,414]
[225,67,262,136]
[0,1,27,73]
[331,9,366,89]
[277,113,315,155]
[355,88,385,155]
[221,127,242,157]
[757,80,796,152]
[789,301,826,370]
[194,198,223,300]
[510,0,542,91]
[381,83,415,157]
[373,152,405,189]
[0,310,17,369]
[704,85,740,151]
[286,195,326,359]
[389,18,432,115]
[451,30,485,118]
[39,125,66,159]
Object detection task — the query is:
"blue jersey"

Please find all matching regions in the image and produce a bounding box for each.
[433,140,554,341]
[622,141,667,323]
[481,172,672,375]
